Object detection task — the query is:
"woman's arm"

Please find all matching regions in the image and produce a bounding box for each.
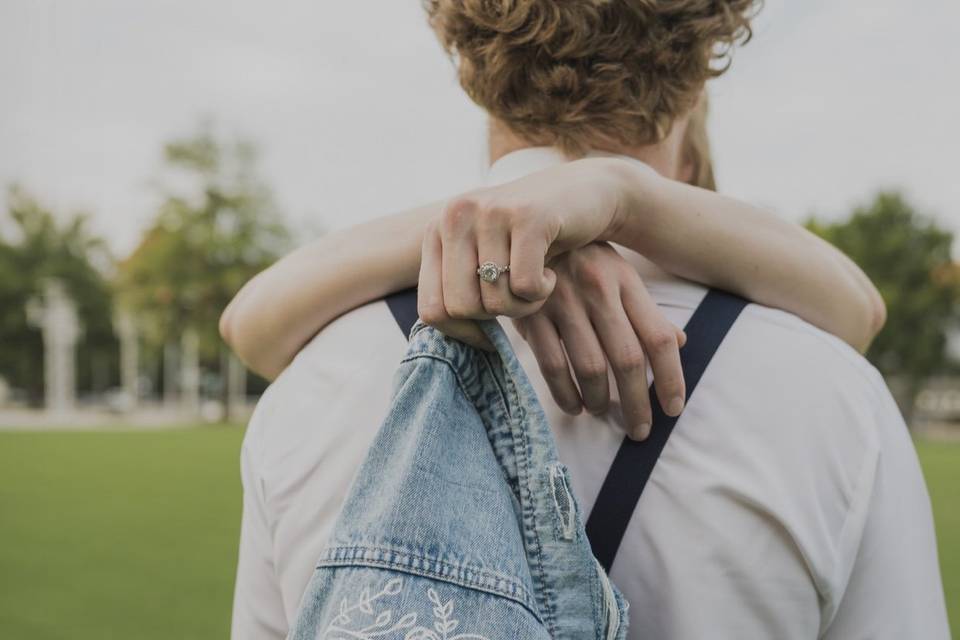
[220,202,438,379]
[221,158,884,379]
[607,160,887,350]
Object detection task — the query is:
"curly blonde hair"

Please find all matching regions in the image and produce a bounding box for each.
[425,0,759,155]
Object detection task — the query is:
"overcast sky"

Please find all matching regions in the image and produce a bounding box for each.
[2,0,958,255]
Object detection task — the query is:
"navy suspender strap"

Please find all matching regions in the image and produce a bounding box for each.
[385,288,419,338]
[585,289,748,572]
[383,286,748,573]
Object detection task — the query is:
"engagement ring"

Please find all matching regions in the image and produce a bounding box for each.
[477,261,510,284]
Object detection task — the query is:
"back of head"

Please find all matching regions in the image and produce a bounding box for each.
[424,0,759,155]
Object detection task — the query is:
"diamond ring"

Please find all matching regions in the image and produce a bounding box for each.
[477,261,510,284]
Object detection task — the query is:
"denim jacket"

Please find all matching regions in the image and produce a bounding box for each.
[287,319,628,639]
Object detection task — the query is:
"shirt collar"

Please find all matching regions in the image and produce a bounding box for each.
[486,147,655,186]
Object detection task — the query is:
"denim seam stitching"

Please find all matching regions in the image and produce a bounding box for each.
[401,341,556,631]
[494,361,559,635]
[480,350,513,417]
[316,545,542,622]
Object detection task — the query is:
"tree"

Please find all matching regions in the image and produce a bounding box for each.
[0,187,116,402]
[117,123,288,402]
[808,192,959,407]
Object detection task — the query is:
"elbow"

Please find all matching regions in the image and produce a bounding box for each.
[851,286,886,354]
[219,302,236,349]
[219,299,282,382]
[866,287,887,343]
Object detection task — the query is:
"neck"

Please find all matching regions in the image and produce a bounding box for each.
[487,118,689,180]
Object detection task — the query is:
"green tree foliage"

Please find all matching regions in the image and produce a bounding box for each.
[0,187,116,401]
[808,192,959,391]
[117,124,289,360]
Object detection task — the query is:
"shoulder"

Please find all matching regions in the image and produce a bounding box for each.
[704,301,893,480]
[737,303,887,395]
[244,298,408,456]
[688,301,898,600]
[708,301,892,440]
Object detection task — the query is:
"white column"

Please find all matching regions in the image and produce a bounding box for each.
[113,310,139,410]
[163,341,179,408]
[180,329,200,415]
[27,280,81,414]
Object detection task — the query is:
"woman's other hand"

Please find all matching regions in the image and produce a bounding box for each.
[513,243,687,441]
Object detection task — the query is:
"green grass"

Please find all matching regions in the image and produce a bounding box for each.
[0,427,244,640]
[0,429,956,638]
[917,440,960,637]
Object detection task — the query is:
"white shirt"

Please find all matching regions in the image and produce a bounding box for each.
[232,148,950,640]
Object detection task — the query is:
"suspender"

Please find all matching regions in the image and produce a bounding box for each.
[385,288,420,337]
[585,289,747,571]
[383,287,747,573]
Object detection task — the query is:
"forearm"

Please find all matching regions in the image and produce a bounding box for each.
[220,202,439,379]
[608,162,885,352]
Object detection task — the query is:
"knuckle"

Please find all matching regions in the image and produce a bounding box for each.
[444,297,480,319]
[540,355,569,379]
[645,328,677,353]
[441,196,478,233]
[510,273,543,299]
[418,301,447,325]
[577,265,616,299]
[575,357,608,382]
[475,202,506,231]
[612,344,647,373]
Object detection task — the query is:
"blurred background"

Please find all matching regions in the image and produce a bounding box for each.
[1,0,957,637]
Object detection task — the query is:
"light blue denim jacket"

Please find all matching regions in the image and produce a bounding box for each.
[288,319,627,639]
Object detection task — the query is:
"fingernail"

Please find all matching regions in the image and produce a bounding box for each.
[634,423,651,440]
[667,397,684,416]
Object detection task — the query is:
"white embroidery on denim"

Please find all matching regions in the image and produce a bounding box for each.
[321,578,493,640]
[548,463,576,541]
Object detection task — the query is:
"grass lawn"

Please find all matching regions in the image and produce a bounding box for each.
[918,440,960,637]
[0,428,956,639]
[0,427,245,639]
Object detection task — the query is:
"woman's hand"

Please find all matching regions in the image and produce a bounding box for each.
[416,159,635,348]
[513,243,686,441]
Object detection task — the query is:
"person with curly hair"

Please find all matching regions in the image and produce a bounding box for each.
[225,2,949,638]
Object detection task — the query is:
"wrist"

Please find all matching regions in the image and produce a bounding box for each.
[601,158,659,243]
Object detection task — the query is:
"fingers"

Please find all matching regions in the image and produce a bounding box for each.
[516,315,583,415]
[589,298,652,440]
[438,200,491,320]
[509,223,557,302]
[553,303,610,416]
[477,215,545,318]
[419,221,492,350]
[417,221,446,326]
[621,274,686,418]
